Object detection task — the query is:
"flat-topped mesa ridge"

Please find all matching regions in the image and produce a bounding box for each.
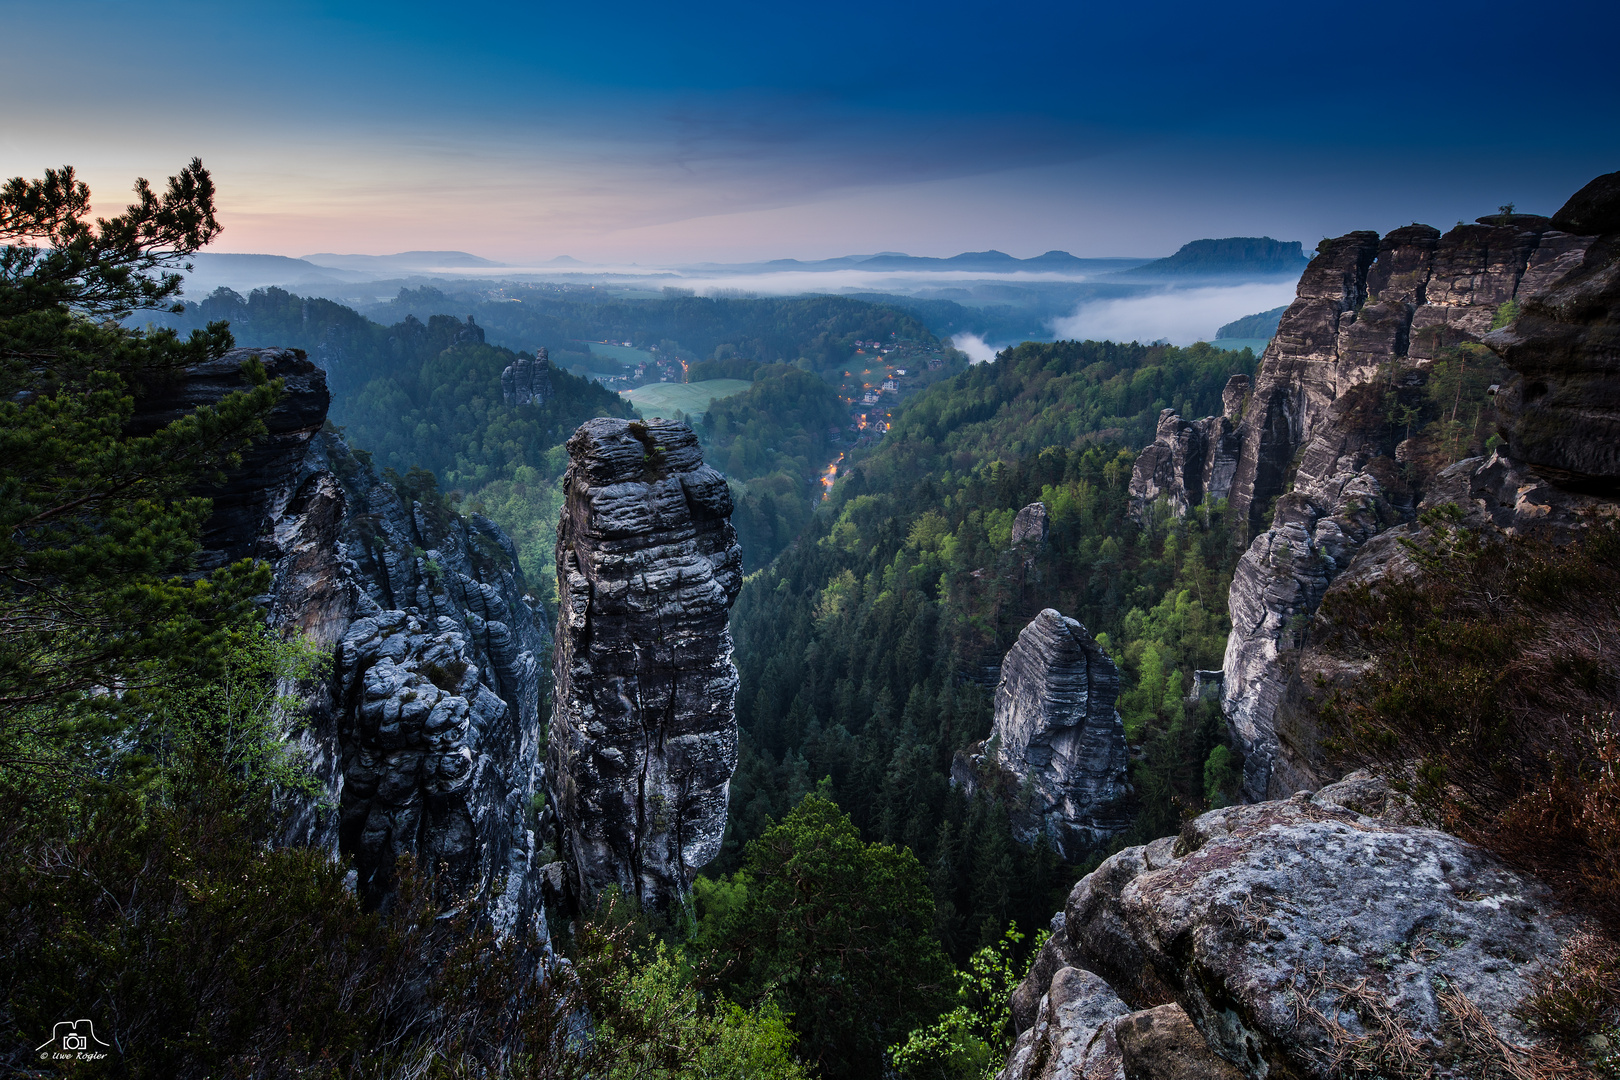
[548,417,744,914]
[128,347,550,933]
[953,609,1130,860]
[502,347,553,407]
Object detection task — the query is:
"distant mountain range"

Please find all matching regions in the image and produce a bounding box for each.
[1115,238,1309,279]
[301,250,509,272]
[734,250,1151,274]
[173,240,1309,305]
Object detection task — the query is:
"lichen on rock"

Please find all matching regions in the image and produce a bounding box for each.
[1002,773,1580,1080]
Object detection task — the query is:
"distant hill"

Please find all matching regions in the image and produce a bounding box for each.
[1118,238,1308,278]
[1217,305,1289,338]
[742,251,1148,274]
[182,253,372,294]
[301,250,506,272]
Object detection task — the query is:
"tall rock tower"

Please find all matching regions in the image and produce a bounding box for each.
[501,347,554,406]
[952,608,1131,859]
[548,418,744,913]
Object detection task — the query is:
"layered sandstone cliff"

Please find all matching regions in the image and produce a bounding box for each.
[953,609,1130,860]
[138,348,550,930]
[548,418,744,914]
[1125,178,1614,799]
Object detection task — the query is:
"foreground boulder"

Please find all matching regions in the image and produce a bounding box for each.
[548,418,744,914]
[953,609,1130,860]
[1001,774,1577,1080]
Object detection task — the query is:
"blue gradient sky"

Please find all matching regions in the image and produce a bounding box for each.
[3,0,1616,261]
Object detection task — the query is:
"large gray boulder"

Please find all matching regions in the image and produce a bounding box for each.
[548,418,744,914]
[953,609,1129,860]
[1002,774,1578,1080]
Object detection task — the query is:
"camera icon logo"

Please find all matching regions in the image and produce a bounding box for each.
[36,1018,110,1055]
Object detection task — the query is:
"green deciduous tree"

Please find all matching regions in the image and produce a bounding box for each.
[694,792,955,1080]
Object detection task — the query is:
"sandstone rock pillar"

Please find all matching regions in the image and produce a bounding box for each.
[548,418,744,914]
[953,609,1129,859]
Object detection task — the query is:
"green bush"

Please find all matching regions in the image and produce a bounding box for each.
[694,792,955,1080]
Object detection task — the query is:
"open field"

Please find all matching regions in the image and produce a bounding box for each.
[586,341,656,365]
[620,379,752,418]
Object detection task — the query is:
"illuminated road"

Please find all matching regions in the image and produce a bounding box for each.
[820,452,844,501]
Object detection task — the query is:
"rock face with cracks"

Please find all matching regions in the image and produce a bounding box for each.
[1127,374,1248,521]
[1000,773,1578,1080]
[129,347,551,934]
[548,418,744,914]
[1184,186,1614,798]
[953,609,1129,860]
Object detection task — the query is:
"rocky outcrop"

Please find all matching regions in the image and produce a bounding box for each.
[548,418,744,914]
[1000,773,1579,1080]
[1211,195,1608,798]
[138,347,551,932]
[1012,501,1050,546]
[952,609,1129,860]
[1488,175,1620,491]
[1127,375,1247,519]
[502,348,554,407]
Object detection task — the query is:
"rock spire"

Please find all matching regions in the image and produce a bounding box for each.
[502,348,554,406]
[548,418,744,914]
[953,609,1129,859]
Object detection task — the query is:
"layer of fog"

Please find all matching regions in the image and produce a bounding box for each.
[950,333,1000,364]
[1049,282,1298,346]
[457,265,1124,294]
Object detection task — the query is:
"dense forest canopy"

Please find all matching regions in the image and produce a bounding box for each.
[71,182,1270,1074]
[719,338,1259,961]
[147,285,963,579]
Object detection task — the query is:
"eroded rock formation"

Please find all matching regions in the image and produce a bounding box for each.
[1127,374,1247,519]
[1207,195,1606,797]
[502,348,554,406]
[1012,501,1051,546]
[137,347,550,931]
[1000,774,1576,1080]
[953,609,1129,860]
[548,418,744,914]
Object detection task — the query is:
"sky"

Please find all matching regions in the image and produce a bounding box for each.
[3,0,1617,263]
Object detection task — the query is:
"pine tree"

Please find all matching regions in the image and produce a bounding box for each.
[0,161,280,795]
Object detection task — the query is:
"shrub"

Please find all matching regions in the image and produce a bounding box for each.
[1318,507,1620,929]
